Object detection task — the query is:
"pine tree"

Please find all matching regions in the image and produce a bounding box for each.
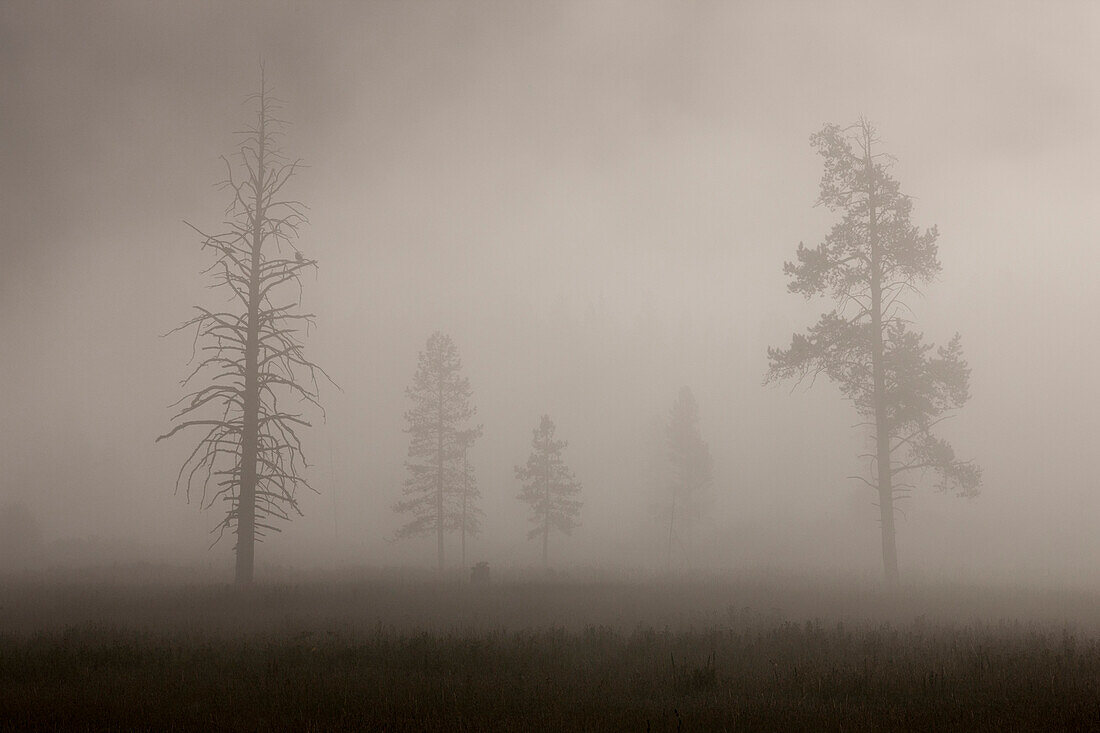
[662,386,713,571]
[457,426,484,570]
[766,119,980,585]
[516,415,582,567]
[394,332,480,571]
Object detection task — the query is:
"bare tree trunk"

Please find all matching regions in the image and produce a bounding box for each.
[436,381,444,574]
[666,495,675,574]
[461,446,468,570]
[866,139,899,586]
[542,458,550,568]
[235,87,268,586]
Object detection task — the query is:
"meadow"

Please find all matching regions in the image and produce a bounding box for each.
[3,570,1100,730]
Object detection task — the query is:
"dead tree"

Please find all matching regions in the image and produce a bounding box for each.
[158,72,330,584]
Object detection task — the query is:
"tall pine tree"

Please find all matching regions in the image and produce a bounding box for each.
[766,119,980,585]
[516,415,582,567]
[457,426,484,570]
[394,332,480,571]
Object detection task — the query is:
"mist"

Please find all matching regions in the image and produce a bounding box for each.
[2,0,1099,589]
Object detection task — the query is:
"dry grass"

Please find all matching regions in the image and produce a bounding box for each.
[2,572,1100,730]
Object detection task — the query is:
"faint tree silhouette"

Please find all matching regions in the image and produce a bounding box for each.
[457,426,484,570]
[516,415,582,567]
[661,386,713,572]
[394,332,481,572]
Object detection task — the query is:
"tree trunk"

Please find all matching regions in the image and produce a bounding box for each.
[542,457,550,568]
[666,495,675,573]
[866,140,899,586]
[461,447,467,570]
[436,381,444,574]
[235,88,267,586]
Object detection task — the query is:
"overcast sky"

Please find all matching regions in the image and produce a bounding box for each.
[2,1,1099,582]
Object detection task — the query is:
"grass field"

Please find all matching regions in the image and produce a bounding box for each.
[3,571,1100,730]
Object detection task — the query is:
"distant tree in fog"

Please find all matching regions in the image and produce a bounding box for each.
[0,502,43,568]
[516,415,582,567]
[661,386,713,571]
[766,119,980,585]
[394,332,482,572]
[457,427,484,570]
[158,71,331,585]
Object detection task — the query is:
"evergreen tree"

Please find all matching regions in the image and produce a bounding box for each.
[516,415,582,567]
[457,426,484,570]
[662,386,713,571]
[766,119,980,584]
[394,332,480,571]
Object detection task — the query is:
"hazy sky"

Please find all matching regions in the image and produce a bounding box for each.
[2,1,1099,582]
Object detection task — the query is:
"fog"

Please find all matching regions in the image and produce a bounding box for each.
[2,1,1098,587]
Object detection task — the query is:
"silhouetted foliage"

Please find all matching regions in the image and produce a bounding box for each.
[394,332,482,571]
[157,72,330,584]
[516,415,582,566]
[766,119,980,584]
[660,386,713,570]
[457,427,483,570]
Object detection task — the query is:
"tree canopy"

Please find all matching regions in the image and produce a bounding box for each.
[516,414,583,566]
[394,331,481,571]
